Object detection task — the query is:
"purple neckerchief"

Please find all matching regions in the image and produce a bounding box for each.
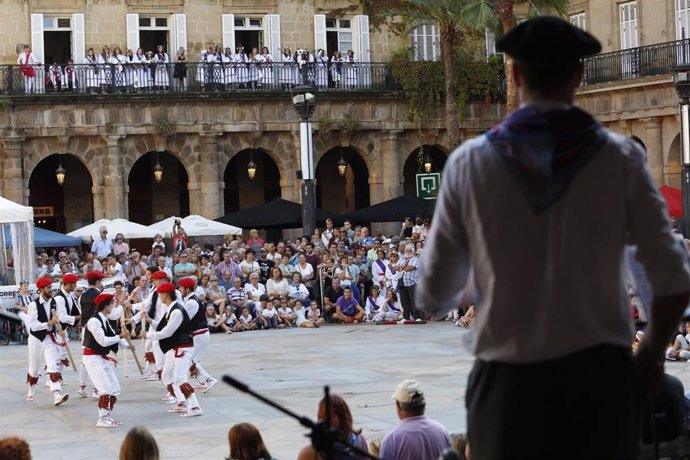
[387,301,400,312]
[375,259,387,274]
[388,263,396,275]
[486,104,608,214]
[368,296,380,311]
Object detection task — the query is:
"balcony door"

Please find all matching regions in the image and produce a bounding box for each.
[677,0,690,63]
[619,1,639,78]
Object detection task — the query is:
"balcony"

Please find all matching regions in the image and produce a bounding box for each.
[582,38,690,85]
[1,62,397,98]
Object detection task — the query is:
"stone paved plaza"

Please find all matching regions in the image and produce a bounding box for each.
[2,323,690,460]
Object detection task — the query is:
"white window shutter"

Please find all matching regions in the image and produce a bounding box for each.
[170,13,187,52]
[353,15,370,62]
[72,13,85,64]
[31,13,44,63]
[485,28,496,60]
[263,14,281,57]
[222,14,236,53]
[314,14,327,54]
[126,13,140,52]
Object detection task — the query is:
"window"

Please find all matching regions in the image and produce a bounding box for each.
[43,16,71,30]
[619,1,638,49]
[139,16,169,30]
[569,12,586,31]
[326,18,353,54]
[677,0,690,40]
[410,24,440,61]
[234,17,263,29]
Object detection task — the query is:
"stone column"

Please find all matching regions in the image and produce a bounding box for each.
[102,135,126,219]
[196,133,224,219]
[2,137,26,205]
[643,118,664,186]
[381,130,403,201]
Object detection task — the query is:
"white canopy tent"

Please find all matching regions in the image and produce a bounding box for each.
[149,215,242,237]
[68,218,159,242]
[0,195,35,285]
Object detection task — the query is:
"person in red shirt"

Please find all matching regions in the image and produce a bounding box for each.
[172,220,188,253]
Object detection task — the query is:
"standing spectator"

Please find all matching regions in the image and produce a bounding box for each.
[44,258,62,279]
[297,394,369,460]
[296,253,316,296]
[125,252,147,285]
[156,255,173,279]
[379,379,451,460]
[113,233,129,256]
[173,253,196,284]
[227,422,274,460]
[104,254,123,278]
[34,255,47,279]
[417,16,690,460]
[257,249,274,284]
[172,220,188,253]
[17,45,40,94]
[91,226,113,260]
[278,254,294,277]
[119,426,160,460]
[246,229,265,252]
[397,245,419,320]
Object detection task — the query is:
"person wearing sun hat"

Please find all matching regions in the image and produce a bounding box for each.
[418,15,690,459]
[82,292,131,428]
[178,277,217,393]
[379,379,450,460]
[26,277,69,406]
[146,282,202,418]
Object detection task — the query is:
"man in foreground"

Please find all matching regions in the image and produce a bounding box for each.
[417,16,690,459]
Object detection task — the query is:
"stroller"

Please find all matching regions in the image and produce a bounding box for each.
[0,308,27,345]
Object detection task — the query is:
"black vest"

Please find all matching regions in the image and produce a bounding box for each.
[148,290,159,319]
[157,302,192,354]
[79,287,100,327]
[54,290,77,330]
[83,313,119,355]
[29,297,55,341]
[188,294,207,332]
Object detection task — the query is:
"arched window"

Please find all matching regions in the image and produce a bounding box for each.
[410,24,440,61]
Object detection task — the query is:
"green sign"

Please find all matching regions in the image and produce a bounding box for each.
[416,173,441,200]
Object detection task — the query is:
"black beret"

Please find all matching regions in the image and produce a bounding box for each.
[496,16,601,62]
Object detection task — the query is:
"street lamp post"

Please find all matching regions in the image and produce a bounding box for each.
[674,64,690,236]
[292,85,317,237]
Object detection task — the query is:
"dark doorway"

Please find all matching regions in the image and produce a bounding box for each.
[43,31,71,64]
[128,152,189,225]
[326,31,338,56]
[316,147,369,214]
[224,149,281,214]
[403,145,448,197]
[140,30,169,54]
[29,153,93,233]
[235,31,263,53]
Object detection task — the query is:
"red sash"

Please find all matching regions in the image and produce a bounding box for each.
[20,53,35,77]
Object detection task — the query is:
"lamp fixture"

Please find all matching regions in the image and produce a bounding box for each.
[55,157,66,186]
[337,149,348,177]
[423,154,433,173]
[247,150,257,180]
[153,152,163,184]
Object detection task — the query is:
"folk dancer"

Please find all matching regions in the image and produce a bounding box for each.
[146,282,203,417]
[53,274,81,374]
[17,45,40,94]
[77,271,105,398]
[178,278,217,392]
[26,277,69,405]
[82,293,132,427]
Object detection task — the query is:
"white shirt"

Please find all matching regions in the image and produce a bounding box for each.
[54,288,77,326]
[146,300,183,341]
[85,312,127,350]
[418,128,690,363]
[244,282,266,300]
[28,295,54,339]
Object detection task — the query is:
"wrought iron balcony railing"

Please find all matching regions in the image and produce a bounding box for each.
[1,61,397,95]
[581,38,690,85]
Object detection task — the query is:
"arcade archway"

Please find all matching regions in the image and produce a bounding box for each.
[403,145,448,196]
[128,151,189,225]
[29,153,93,233]
[224,149,281,214]
[316,147,370,214]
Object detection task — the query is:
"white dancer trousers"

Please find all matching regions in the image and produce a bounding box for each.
[191,331,211,382]
[83,354,121,396]
[27,334,63,392]
[162,346,200,409]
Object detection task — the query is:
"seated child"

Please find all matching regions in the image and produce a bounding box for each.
[372,289,403,322]
[234,307,257,332]
[277,298,296,327]
[262,299,279,329]
[253,294,269,329]
[221,306,238,329]
[206,305,231,334]
[306,300,326,327]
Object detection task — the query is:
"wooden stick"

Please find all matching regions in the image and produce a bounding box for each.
[51,309,77,372]
[121,308,143,375]
[120,313,129,378]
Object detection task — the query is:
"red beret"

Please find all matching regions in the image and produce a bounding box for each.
[178,277,196,289]
[150,271,169,280]
[62,274,79,284]
[156,282,176,294]
[36,278,53,289]
[95,293,115,307]
[86,271,105,280]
